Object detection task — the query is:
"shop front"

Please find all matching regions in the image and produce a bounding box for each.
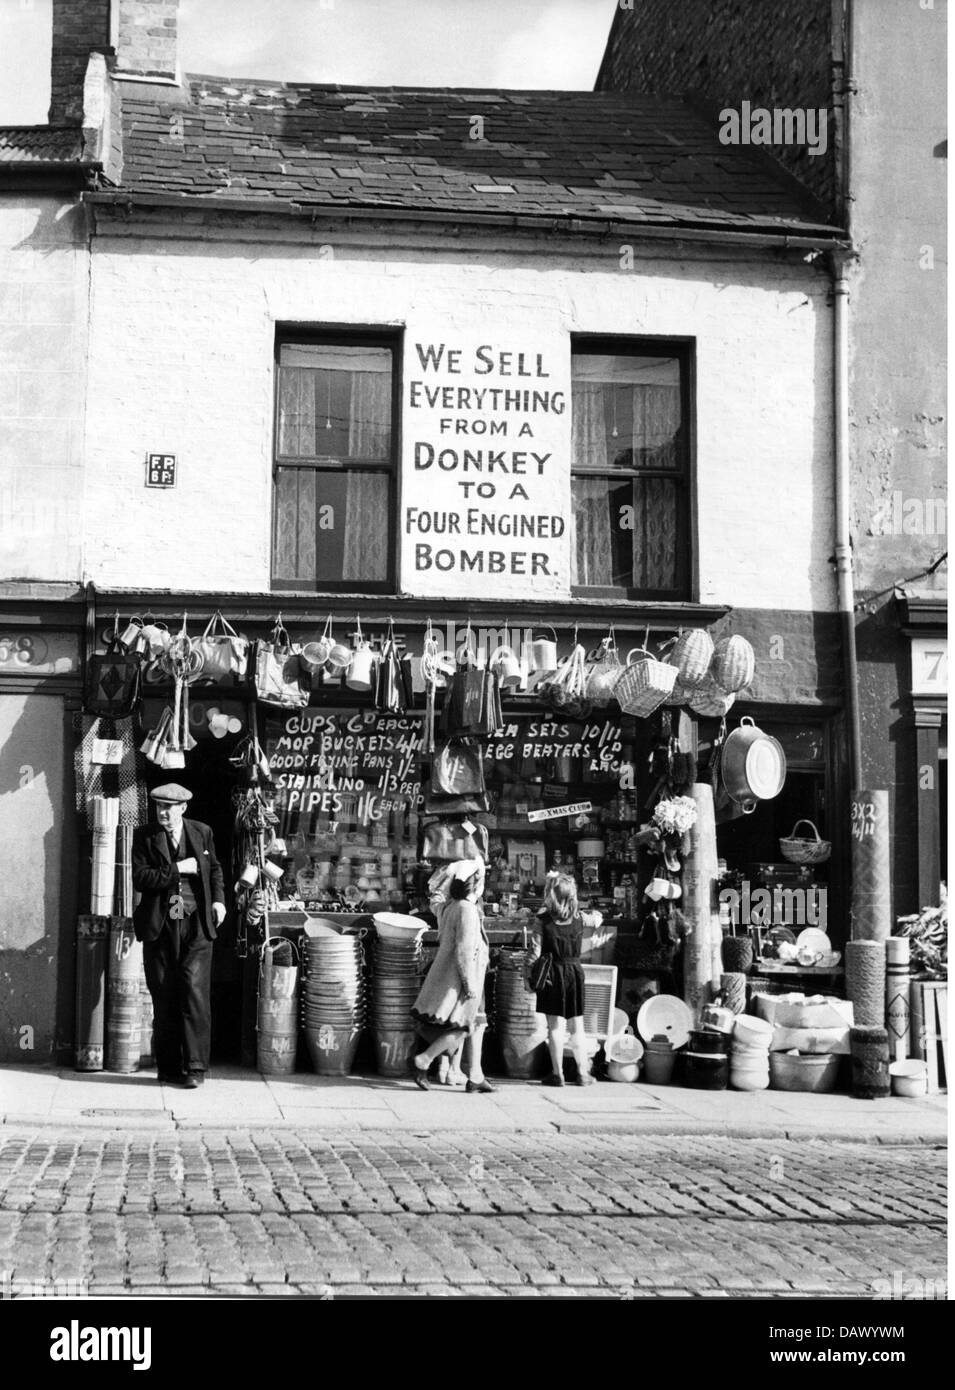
[71,591,860,1090]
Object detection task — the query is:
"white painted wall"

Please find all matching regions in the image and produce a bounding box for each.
[78,230,835,611]
[0,197,88,581]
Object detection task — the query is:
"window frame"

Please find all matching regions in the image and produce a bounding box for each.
[570,334,696,602]
[271,326,402,594]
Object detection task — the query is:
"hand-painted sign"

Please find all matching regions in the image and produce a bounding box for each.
[401,337,571,598]
[145,453,177,488]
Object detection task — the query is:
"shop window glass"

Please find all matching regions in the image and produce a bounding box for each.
[273,340,396,590]
[571,346,689,597]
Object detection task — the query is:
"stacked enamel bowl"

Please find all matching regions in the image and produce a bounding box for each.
[493,951,549,1079]
[371,913,427,1076]
[302,924,366,1075]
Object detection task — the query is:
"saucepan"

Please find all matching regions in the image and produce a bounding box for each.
[719,717,787,814]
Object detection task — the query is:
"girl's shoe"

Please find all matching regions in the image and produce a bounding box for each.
[541,1073,565,1087]
[575,1073,596,1086]
[466,1078,496,1094]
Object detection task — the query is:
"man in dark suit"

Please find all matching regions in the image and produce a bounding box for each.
[132,784,226,1088]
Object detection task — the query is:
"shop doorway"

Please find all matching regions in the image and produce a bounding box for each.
[140,694,248,1062]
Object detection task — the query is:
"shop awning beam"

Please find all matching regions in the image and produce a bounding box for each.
[86,587,730,633]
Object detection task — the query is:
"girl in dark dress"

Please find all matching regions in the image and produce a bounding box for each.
[534,874,595,1086]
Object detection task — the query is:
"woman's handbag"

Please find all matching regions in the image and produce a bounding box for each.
[196,610,249,681]
[528,953,553,992]
[251,619,309,708]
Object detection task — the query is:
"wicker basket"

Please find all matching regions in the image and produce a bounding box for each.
[670,628,714,687]
[662,677,692,707]
[613,647,678,717]
[687,675,736,718]
[779,819,831,865]
[711,635,755,694]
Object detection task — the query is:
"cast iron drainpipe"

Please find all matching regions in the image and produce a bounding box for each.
[831,248,863,790]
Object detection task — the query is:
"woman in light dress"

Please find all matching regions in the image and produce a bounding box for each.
[410,860,494,1093]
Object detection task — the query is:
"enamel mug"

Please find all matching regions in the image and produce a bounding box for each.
[119,618,148,654]
[325,641,352,676]
[346,642,377,692]
[527,630,558,676]
[490,645,526,691]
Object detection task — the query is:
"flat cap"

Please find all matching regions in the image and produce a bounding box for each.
[150,783,192,804]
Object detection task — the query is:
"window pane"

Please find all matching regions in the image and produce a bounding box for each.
[572,354,681,469]
[278,344,392,460]
[273,467,391,585]
[571,475,679,591]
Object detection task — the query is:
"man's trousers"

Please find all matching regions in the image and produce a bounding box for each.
[143,911,213,1076]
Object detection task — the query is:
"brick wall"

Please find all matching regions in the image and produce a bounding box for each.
[71,226,834,614]
[49,0,111,125]
[596,0,836,218]
[116,0,179,79]
[0,198,88,581]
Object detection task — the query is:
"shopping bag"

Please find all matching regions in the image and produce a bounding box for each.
[432,740,486,796]
[251,621,309,708]
[196,611,249,680]
[85,636,141,717]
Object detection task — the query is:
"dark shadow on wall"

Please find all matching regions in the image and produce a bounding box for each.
[0,688,79,1064]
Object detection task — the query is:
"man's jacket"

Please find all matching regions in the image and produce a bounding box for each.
[131,819,226,943]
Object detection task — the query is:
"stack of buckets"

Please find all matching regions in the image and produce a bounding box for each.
[683,1027,731,1089]
[256,937,300,1076]
[493,952,549,1079]
[302,925,365,1075]
[106,918,143,1074]
[370,917,426,1076]
[730,1014,773,1090]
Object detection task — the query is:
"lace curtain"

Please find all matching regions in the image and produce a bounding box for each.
[571,378,681,590]
[274,362,392,585]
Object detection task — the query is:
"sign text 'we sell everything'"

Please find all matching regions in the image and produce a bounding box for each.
[401,338,571,597]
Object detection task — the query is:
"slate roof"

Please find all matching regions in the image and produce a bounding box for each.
[113,77,838,235]
[0,127,84,163]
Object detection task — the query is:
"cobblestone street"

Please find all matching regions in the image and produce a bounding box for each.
[0,1126,945,1298]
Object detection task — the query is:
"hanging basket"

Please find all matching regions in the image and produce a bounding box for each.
[669,628,714,688]
[779,819,831,865]
[687,676,737,719]
[613,647,678,717]
[711,635,755,694]
[662,677,694,707]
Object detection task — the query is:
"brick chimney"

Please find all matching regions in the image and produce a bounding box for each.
[115,0,180,82]
[49,0,111,125]
[49,0,180,126]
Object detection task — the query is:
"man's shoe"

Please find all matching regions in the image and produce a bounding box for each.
[158,1072,186,1086]
[183,1073,204,1089]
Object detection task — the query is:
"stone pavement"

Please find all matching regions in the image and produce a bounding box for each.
[0,1127,946,1298]
[0,1064,948,1141]
[0,1064,946,1298]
